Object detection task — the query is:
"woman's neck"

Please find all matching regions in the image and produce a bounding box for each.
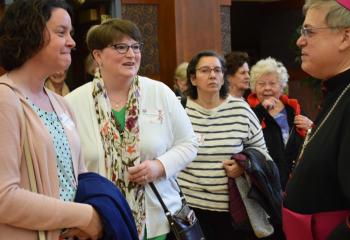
[7,67,53,111]
[195,92,224,109]
[102,74,134,110]
[7,65,46,96]
[229,86,244,98]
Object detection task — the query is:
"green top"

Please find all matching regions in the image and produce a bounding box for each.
[113,107,167,240]
[143,228,167,240]
[112,107,126,132]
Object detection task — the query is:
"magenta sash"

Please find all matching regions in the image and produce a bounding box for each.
[282,207,349,240]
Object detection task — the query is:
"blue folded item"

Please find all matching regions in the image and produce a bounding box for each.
[75,172,138,240]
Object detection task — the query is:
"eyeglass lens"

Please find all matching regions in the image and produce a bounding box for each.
[197,66,223,75]
[111,43,143,54]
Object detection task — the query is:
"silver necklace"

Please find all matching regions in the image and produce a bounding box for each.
[294,82,350,169]
[110,98,122,109]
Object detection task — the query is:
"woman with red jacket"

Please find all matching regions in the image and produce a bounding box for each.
[247,57,313,190]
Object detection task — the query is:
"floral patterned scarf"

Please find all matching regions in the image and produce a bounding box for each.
[92,69,145,238]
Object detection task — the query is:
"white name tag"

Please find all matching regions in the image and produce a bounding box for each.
[142,109,163,124]
[196,133,205,145]
[59,113,75,130]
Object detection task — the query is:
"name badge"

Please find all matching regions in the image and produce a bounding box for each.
[59,113,75,130]
[142,109,163,124]
[196,133,205,145]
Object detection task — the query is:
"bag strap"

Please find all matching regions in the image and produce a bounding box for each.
[0,83,46,240]
[149,180,187,216]
[20,108,46,240]
[149,182,171,216]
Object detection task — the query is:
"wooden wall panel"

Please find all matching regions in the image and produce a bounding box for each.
[0,2,4,16]
[122,4,160,80]
[175,0,222,63]
[122,0,159,4]
[220,0,231,6]
[221,5,231,55]
[122,0,229,88]
[158,0,177,86]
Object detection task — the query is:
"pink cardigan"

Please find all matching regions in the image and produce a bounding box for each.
[0,75,92,240]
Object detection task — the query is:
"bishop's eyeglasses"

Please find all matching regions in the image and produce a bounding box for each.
[299,26,334,38]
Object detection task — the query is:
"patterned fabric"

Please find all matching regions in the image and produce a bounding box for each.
[91,69,145,237]
[28,99,76,202]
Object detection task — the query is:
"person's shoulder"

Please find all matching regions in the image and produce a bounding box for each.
[139,75,167,88]
[226,95,257,116]
[65,82,93,100]
[0,75,22,108]
[139,75,173,94]
[227,95,250,108]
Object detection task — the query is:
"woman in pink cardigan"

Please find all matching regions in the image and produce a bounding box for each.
[0,0,103,239]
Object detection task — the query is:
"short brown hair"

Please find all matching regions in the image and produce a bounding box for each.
[86,18,142,52]
[224,51,249,76]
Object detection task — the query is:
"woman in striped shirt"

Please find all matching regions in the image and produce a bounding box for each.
[177,50,272,240]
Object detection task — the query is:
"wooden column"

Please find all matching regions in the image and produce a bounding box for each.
[171,0,232,86]
[173,0,222,63]
[122,0,229,88]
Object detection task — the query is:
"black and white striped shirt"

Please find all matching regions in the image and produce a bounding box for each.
[178,96,267,211]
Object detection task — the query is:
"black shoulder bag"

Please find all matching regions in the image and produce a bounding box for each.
[149,182,206,240]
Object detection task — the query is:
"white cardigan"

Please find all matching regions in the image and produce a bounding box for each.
[65,76,198,238]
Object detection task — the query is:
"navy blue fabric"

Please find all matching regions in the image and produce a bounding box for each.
[235,148,283,225]
[75,172,138,240]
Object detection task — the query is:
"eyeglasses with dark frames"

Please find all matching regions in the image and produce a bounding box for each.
[196,66,223,76]
[109,42,143,54]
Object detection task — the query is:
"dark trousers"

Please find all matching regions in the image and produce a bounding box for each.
[191,207,285,240]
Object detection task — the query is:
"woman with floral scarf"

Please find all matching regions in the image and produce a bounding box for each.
[65,18,198,240]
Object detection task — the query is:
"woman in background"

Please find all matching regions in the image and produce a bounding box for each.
[84,54,98,82]
[45,70,70,96]
[247,57,313,189]
[0,0,102,239]
[177,50,272,240]
[225,51,251,99]
[173,61,189,97]
[65,18,197,240]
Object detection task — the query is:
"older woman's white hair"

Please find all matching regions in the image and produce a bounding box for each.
[250,57,289,93]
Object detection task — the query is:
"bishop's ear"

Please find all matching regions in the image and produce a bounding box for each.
[339,27,350,51]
